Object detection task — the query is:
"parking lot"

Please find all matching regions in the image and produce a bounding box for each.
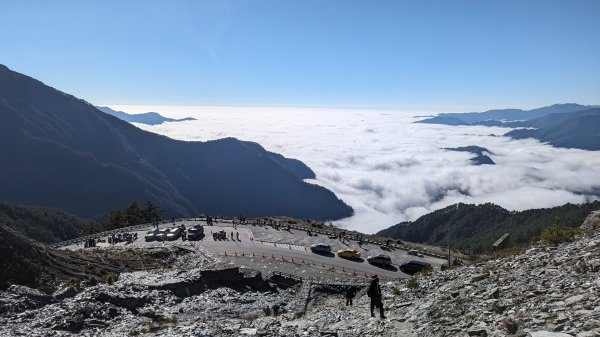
[60,219,447,279]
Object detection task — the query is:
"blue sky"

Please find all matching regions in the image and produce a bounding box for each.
[1,0,599,111]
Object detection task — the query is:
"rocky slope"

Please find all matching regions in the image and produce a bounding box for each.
[1,212,599,336]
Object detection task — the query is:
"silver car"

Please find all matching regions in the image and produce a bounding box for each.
[144,228,160,241]
[166,227,181,241]
[155,228,170,241]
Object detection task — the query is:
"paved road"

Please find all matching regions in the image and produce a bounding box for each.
[62,220,445,279]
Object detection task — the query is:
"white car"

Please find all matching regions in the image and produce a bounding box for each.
[144,228,160,241]
[155,228,170,241]
[166,227,181,241]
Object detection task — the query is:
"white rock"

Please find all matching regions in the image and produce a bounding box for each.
[239,328,258,335]
[565,295,584,306]
[530,332,573,337]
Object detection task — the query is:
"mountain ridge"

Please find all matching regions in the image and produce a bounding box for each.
[416,103,590,125]
[377,201,600,252]
[506,108,600,150]
[0,64,352,220]
[96,106,196,125]
[415,104,600,151]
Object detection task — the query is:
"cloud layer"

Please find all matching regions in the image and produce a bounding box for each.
[112,105,600,233]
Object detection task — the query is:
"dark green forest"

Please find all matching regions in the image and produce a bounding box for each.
[0,200,163,243]
[377,201,600,253]
[102,200,162,231]
[0,201,97,243]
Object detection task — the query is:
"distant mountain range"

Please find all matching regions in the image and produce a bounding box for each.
[0,64,353,220]
[416,103,591,125]
[377,201,600,253]
[416,104,600,151]
[96,106,196,125]
[505,108,600,151]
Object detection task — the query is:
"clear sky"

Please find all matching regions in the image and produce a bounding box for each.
[1,0,599,111]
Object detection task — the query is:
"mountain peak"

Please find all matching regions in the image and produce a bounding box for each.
[0,65,352,220]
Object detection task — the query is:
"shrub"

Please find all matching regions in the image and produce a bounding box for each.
[540,224,580,245]
[293,310,306,319]
[67,277,79,287]
[391,286,400,296]
[106,272,118,285]
[406,277,419,290]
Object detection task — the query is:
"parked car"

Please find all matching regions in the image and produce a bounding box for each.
[399,260,432,275]
[406,249,425,257]
[367,254,392,267]
[187,225,204,240]
[166,227,181,241]
[310,243,332,253]
[144,228,160,241]
[336,248,361,259]
[155,228,170,241]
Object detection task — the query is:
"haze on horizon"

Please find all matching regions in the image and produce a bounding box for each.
[1,0,599,110]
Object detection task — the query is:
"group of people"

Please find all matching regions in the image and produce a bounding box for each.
[108,232,137,245]
[83,237,99,248]
[83,231,139,248]
[211,230,241,241]
[345,275,386,319]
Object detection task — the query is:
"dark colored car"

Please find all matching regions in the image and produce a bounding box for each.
[407,249,424,257]
[399,260,432,275]
[188,225,204,240]
[367,254,392,267]
[310,243,332,253]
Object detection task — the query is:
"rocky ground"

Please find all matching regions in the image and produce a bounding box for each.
[1,212,599,336]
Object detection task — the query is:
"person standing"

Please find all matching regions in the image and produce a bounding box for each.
[345,286,356,306]
[367,275,385,318]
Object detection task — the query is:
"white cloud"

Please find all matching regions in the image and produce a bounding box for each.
[110,105,600,233]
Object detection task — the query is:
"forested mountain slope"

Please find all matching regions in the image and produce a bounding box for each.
[0,64,352,220]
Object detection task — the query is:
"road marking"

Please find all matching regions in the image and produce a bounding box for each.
[256,241,307,251]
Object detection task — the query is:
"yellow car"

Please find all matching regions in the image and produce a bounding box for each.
[336,248,361,259]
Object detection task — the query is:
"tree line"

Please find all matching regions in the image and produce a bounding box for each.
[0,200,164,243]
[103,201,162,231]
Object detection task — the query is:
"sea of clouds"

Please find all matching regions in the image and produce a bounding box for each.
[109,105,600,233]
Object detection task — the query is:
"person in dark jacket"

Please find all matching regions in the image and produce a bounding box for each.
[367,275,385,318]
[345,286,356,306]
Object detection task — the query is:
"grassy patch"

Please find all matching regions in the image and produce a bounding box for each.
[406,277,419,290]
[540,225,580,245]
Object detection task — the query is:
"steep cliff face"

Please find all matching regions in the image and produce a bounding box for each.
[0,64,352,220]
